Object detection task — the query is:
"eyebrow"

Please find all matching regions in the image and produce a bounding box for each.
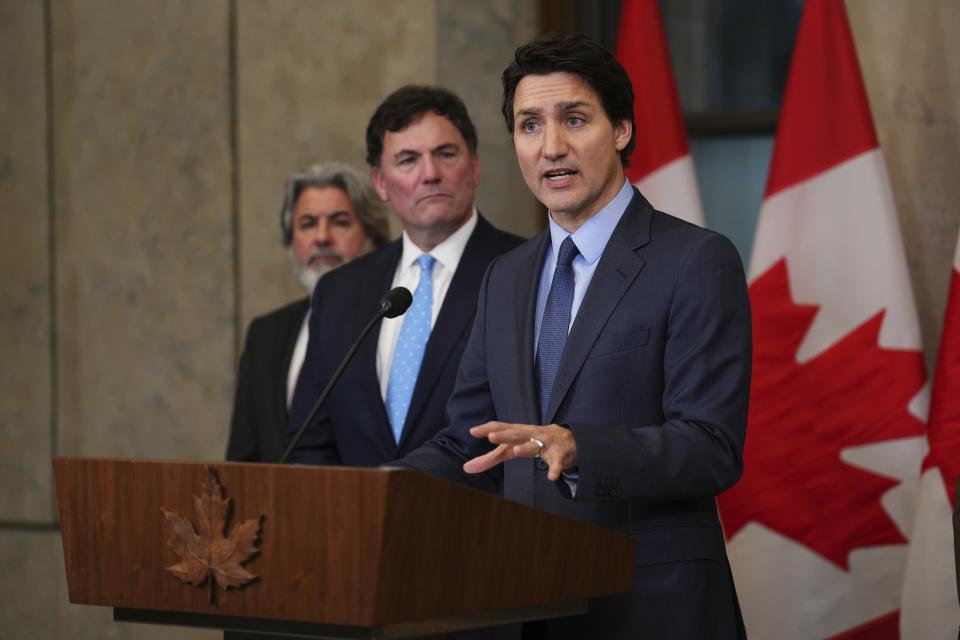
[556,100,590,112]
[297,209,352,221]
[516,100,591,118]
[392,142,460,160]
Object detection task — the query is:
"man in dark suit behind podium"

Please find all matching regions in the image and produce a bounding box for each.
[226,162,390,463]
[399,34,752,639]
[285,86,523,466]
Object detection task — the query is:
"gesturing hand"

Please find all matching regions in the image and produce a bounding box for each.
[463,422,577,482]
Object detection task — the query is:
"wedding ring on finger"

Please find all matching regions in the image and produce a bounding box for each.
[530,437,545,459]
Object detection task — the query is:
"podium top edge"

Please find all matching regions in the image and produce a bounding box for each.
[52,456,410,474]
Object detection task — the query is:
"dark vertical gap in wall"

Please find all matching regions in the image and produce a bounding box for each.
[229,0,242,362]
[538,0,622,45]
[43,0,59,523]
[539,0,571,34]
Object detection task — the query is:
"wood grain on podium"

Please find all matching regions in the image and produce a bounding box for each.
[54,458,634,629]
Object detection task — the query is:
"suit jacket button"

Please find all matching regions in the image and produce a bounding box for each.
[535,458,548,471]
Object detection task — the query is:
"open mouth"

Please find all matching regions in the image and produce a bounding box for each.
[544,169,578,182]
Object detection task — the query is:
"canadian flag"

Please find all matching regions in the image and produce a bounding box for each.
[615,0,704,226]
[716,0,929,637]
[900,231,960,637]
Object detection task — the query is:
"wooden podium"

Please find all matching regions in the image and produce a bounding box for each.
[54,457,634,639]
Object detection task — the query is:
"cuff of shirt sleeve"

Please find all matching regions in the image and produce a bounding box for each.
[561,468,579,498]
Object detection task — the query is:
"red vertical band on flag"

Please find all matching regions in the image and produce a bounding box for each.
[765,0,878,197]
[922,265,960,504]
[615,0,689,182]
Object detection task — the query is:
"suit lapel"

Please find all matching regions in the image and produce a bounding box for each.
[545,192,652,423]
[517,232,551,424]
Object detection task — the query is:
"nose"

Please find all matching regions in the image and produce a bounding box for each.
[313,218,330,245]
[421,154,441,184]
[543,123,568,161]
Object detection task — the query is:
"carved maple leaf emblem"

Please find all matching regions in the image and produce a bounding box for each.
[718,259,926,569]
[161,467,262,603]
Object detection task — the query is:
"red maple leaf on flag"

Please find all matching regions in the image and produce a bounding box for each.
[719,259,926,569]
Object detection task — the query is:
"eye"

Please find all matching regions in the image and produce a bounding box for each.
[566,115,585,127]
[519,119,540,134]
[394,153,420,168]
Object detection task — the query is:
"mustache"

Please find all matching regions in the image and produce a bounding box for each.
[306,247,344,265]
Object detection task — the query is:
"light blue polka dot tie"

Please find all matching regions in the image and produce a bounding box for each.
[386,254,436,443]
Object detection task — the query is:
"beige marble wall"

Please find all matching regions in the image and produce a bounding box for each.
[51,0,235,462]
[0,0,53,523]
[849,0,960,371]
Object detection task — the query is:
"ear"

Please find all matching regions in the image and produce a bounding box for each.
[613,119,632,152]
[370,166,390,202]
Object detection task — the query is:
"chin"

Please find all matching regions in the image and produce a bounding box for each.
[425,209,469,230]
[291,261,332,293]
[417,204,459,222]
[539,194,577,215]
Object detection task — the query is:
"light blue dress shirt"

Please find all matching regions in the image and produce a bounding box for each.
[535,179,634,351]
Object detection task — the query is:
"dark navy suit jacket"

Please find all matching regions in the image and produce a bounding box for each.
[286,215,523,465]
[226,297,309,463]
[402,190,752,639]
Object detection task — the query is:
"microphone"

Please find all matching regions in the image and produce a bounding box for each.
[379,286,413,318]
[279,286,413,464]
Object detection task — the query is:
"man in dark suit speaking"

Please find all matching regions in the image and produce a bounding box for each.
[226,162,390,463]
[400,34,752,639]
[285,86,523,466]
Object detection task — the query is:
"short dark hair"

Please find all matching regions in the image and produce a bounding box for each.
[501,33,636,167]
[365,85,479,168]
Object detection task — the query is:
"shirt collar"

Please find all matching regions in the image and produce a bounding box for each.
[399,207,478,273]
[546,180,632,265]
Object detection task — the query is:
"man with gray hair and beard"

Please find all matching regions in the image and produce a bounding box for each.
[226,162,390,463]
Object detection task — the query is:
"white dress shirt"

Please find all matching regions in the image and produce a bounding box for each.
[286,309,311,409]
[376,209,479,399]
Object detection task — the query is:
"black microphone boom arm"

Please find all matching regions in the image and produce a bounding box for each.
[278,286,412,464]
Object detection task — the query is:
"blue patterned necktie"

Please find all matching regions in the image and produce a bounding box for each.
[386,254,436,443]
[535,236,579,424]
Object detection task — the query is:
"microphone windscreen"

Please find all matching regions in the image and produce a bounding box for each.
[380,287,413,318]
